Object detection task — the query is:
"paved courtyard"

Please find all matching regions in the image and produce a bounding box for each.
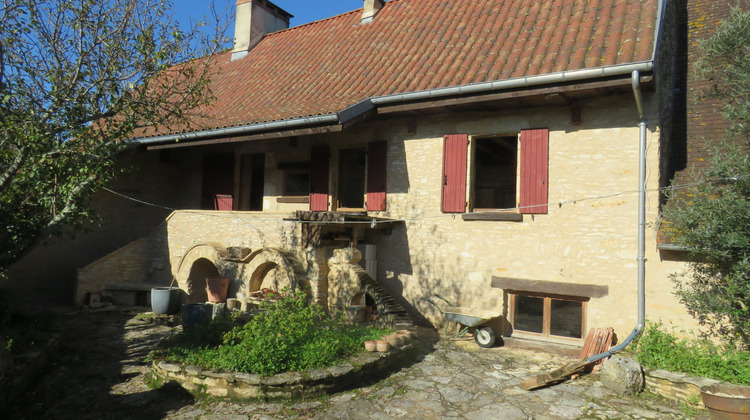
[6,308,704,419]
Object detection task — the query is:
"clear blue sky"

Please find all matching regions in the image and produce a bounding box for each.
[174,1,363,29]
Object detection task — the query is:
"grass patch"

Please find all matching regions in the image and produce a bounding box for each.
[631,321,750,385]
[156,291,389,376]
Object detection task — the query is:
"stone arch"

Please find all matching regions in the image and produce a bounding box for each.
[175,243,228,304]
[240,247,311,298]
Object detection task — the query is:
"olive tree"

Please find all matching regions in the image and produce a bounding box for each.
[0,0,227,273]
[665,6,750,348]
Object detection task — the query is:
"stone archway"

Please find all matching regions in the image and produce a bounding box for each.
[240,248,310,298]
[175,243,228,304]
[174,244,311,304]
[185,258,220,303]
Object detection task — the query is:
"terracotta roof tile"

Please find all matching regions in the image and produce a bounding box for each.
[142,0,659,137]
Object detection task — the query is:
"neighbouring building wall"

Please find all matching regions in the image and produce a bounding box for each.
[1,147,203,308]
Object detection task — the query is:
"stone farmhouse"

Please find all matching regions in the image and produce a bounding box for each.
[5,0,706,345]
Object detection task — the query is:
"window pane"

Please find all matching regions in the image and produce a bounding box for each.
[284,172,310,195]
[550,299,583,338]
[514,295,544,334]
[338,148,366,208]
[474,136,517,209]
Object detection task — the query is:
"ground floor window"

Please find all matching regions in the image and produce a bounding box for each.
[509,292,586,342]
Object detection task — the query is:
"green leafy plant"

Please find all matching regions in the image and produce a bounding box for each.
[0,0,228,274]
[664,6,750,349]
[632,321,750,385]
[160,291,388,376]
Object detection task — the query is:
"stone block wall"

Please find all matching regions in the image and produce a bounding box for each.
[76,238,150,303]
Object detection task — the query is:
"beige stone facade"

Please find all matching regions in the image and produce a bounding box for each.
[72,91,698,345]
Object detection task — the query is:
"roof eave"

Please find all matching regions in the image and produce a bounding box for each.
[132,61,654,147]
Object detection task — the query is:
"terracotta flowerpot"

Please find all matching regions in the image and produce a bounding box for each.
[206,277,230,303]
[397,332,412,345]
[376,340,391,352]
[364,341,377,352]
[397,329,413,338]
[701,383,750,420]
[384,334,403,347]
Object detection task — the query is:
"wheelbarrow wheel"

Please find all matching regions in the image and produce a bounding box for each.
[474,326,496,348]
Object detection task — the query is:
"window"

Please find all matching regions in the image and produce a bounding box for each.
[509,292,586,342]
[308,141,388,212]
[283,170,310,196]
[473,136,518,210]
[337,148,367,209]
[441,129,549,215]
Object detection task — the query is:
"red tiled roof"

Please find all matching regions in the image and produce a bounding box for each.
[143,0,659,137]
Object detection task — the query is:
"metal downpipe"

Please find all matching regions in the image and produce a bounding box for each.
[586,70,648,363]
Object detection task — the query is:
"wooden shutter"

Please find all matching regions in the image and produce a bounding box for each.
[519,128,549,214]
[309,146,329,211]
[441,134,468,213]
[366,140,387,211]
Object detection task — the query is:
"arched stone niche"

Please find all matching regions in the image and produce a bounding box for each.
[174,244,311,304]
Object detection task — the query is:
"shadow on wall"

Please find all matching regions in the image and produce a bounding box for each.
[372,219,487,329]
[185,258,219,303]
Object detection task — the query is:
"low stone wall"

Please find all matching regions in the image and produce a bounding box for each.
[151,338,419,401]
[645,368,720,407]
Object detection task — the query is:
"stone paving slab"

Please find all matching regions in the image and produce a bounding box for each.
[5,309,706,419]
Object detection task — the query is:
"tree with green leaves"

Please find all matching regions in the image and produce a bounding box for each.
[665,6,750,349]
[0,0,227,274]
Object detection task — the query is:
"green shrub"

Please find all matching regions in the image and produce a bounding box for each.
[633,321,750,385]
[162,291,388,376]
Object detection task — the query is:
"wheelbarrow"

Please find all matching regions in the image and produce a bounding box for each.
[422,295,500,348]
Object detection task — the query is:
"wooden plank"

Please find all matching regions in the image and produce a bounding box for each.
[276,196,310,203]
[491,277,608,298]
[461,212,523,222]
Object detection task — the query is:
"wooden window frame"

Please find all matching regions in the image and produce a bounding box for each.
[468,134,520,214]
[508,291,587,345]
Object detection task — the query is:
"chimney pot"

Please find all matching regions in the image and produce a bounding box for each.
[232,0,292,61]
[362,0,386,24]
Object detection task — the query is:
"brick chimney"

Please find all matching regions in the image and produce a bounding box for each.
[362,0,386,24]
[232,0,293,61]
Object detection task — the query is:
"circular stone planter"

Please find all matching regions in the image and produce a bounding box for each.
[150,329,420,401]
[701,383,750,419]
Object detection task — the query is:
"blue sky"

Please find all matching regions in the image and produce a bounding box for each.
[174,1,363,29]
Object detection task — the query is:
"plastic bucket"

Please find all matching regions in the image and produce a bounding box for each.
[150,287,181,315]
[181,303,212,331]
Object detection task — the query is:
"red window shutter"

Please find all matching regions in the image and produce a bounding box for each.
[309,146,329,211]
[519,128,549,214]
[441,134,468,213]
[366,140,387,211]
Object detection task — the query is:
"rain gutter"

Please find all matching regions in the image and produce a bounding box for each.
[585,70,648,363]
[369,62,654,109]
[131,114,340,145]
